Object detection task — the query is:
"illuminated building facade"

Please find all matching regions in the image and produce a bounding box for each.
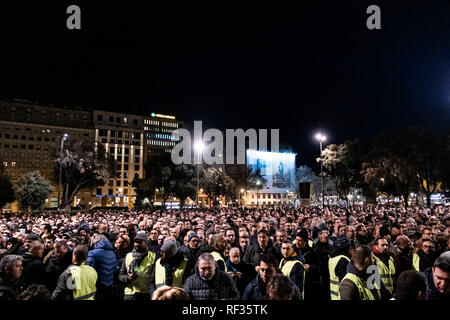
[144,113,184,158]
[93,110,145,208]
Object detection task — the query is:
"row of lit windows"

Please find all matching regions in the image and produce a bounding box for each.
[98,130,140,139]
[100,138,141,146]
[145,133,175,140]
[146,140,176,146]
[161,122,178,128]
[145,120,160,125]
[97,114,139,126]
[251,193,287,199]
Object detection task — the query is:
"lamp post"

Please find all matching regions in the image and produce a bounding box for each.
[194,141,204,207]
[256,180,261,206]
[315,133,327,214]
[58,133,68,210]
[240,188,245,206]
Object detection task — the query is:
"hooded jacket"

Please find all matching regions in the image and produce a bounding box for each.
[183,261,239,300]
[86,240,117,287]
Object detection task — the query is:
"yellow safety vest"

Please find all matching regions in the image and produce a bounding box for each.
[340,273,381,300]
[124,251,156,295]
[155,257,188,288]
[69,264,98,301]
[211,251,227,272]
[412,253,420,271]
[373,255,395,294]
[308,240,313,248]
[279,257,305,298]
[328,255,350,300]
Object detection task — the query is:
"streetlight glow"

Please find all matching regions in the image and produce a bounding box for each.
[194,141,204,151]
[315,133,326,142]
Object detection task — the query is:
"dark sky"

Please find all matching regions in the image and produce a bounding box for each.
[1,1,450,171]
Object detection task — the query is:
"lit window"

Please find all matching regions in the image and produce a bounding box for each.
[2,162,7,167]
[12,162,16,167]
[124,117,128,123]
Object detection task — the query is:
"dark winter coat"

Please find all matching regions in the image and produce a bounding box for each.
[423,267,450,300]
[225,259,256,295]
[297,244,322,300]
[183,265,239,300]
[148,240,161,257]
[313,240,333,299]
[329,247,351,282]
[20,252,47,289]
[182,246,200,276]
[243,239,282,268]
[86,240,117,287]
[280,254,305,297]
[44,248,73,292]
[242,274,302,300]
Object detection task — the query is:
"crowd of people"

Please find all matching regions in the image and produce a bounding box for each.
[0,204,449,301]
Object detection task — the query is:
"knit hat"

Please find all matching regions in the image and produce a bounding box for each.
[318,223,329,232]
[160,239,178,259]
[25,233,39,241]
[188,233,199,242]
[134,231,148,242]
[297,228,309,242]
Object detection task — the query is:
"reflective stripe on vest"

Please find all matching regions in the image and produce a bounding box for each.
[373,255,395,294]
[279,258,305,298]
[69,264,97,301]
[211,251,227,272]
[328,255,350,300]
[412,253,420,271]
[155,257,188,288]
[124,251,156,295]
[341,273,381,300]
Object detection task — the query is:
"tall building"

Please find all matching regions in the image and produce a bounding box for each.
[144,113,183,159]
[92,110,145,208]
[0,99,94,209]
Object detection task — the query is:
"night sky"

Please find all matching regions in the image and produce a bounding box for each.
[1,1,450,171]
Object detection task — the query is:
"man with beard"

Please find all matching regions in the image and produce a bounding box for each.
[118,231,156,300]
[355,224,371,245]
[373,237,396,297]
[209,234,228,271]
[413,238,436,272]
[150,239,189,296]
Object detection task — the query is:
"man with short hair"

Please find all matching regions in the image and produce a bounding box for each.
[44,240,72,292]
[413,238,435,272]
[183,253,239,300]
[52,245,98,300]
[182,233,200,276]
[392,270,426,300]
[423,251,450,300]
[20,240,46,289]
[209,234,228,271]
[279,241,304,299]
[267,274,295,300]
[243,229,281,272]
[225,228,237,247]
[226,247,255,295]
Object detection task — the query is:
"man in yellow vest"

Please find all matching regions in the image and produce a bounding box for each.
[373,237,396,297]
[52,245,98,300]
[328,235,351,300]
[279,241,304,299]
[209,234,228,272]
[118,231,156,300]
[339,245,382,300]
[149,239,189,295]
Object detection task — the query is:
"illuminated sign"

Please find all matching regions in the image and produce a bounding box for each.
[150,113,176,119]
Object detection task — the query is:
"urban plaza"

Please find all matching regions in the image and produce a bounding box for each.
[0,1,449,313]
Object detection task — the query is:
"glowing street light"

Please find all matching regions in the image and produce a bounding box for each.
[315,132,327,215]
[58,133,69,210]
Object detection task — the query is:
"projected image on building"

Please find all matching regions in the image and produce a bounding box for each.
[246,150,296,192]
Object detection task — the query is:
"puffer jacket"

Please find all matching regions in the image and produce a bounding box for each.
[183,262,239,300]
[86,240,117,287]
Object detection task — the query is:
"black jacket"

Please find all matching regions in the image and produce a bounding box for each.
[280,254,304,297]
[44,249,73,292]
[242,274,302,300]
[182,246,200,276]
[225,259,256,295]
[183,265,239,300]
[297,244,322,300]
[20,252,46,289]
[329,247,351,282]
[243,239,281,268]
[148,240,161,257]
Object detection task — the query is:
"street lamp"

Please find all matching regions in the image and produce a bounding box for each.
[315,132,327,214]
[194,141,204,207]
[58,133,68,210]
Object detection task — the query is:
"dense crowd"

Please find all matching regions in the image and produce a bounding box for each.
[0,204,449,301]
